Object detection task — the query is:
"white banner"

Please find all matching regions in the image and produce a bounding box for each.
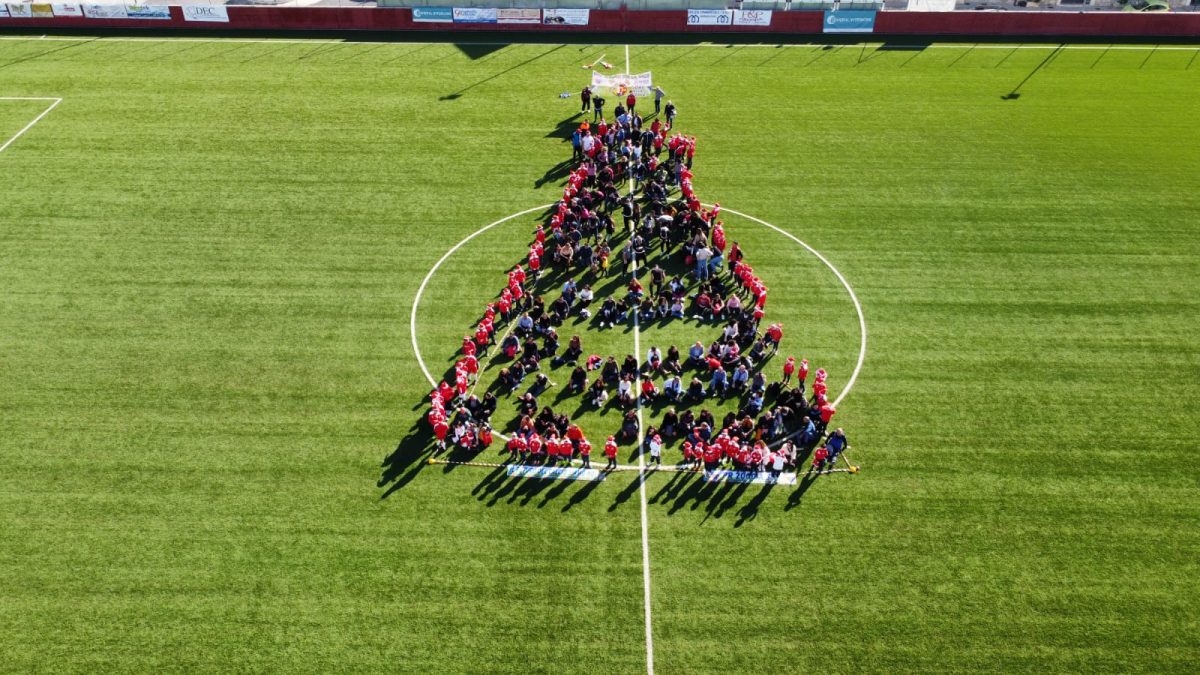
[451,7,496,23]
[592,71,653,98]
[124,3,170,19]
[181,4,228,22]
[82,3,128,18]
[6,3,33,17]
[52,3,83,16]
[0,4,9,16]
[687,9,732,26]
[733,9,772,26]
[497,8,539,24]
[505,465,605,482]
[542,8,588,26]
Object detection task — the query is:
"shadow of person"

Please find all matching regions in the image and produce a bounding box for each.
[735,482,776,527]
[561,476,604,512]
[608,469,647,512]
[784,471,819,512]
[378,432,435,499]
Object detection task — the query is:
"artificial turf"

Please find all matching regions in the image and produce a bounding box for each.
[0,36,1197,672]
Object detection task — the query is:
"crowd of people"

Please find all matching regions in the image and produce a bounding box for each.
[422,89,851,475]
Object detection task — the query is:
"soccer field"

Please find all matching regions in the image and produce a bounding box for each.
[1,35,1198,672]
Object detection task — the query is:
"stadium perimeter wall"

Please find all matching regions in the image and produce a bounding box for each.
[2,7,1200,37]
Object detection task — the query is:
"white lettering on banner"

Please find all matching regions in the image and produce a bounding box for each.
[592,71,654,97]
[542,8,588,26]
[505,465,606,482]
[81,4,129,18]
[497,8,539,24]
[704,470,799,485]
[687,9,733,26]
[732,9,772,27]
[52,3,83,16]
[182,4,228,23]
[6,3,32,18]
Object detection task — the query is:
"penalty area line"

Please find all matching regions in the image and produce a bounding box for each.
[0,96,62,154]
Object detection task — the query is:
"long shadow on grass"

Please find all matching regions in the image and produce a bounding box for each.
[378,430,435,499]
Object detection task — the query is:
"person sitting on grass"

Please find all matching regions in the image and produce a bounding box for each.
[663,345,682,374]
[686,377,706,401]
[567,366,587,394]
[646,346,663,373]
[685,341,705,369]
[616,375,635,409]
[663,374,683,402]
[589,378,609,407]
[640,377,658,405]
[620,354,639,380]
[618,410,639,443]
[729,363,751,394]
[554,335,583,367]
[661,408,679,439]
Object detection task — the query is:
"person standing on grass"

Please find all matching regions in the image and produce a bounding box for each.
[626,90,637,115]
[653,86,666,115]
[664,101,676,129]
[592,94,605,122]
[604,435,619,471]
[579,438,592,469]
[581,85,592,113]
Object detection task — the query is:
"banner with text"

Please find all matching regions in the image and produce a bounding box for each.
[823,9,876,33]
[182,4,228,22]
[52,3,83,16]
[505,465,605,482]
[687,8,733,26]
[6,3,32,17]
[0,5,9,17]
[497,8,539,24]
[411,6,452,22]
[542,8,588,26]
[31,3,53,17]
[124,4,170,19]
[82,3,128,18]
[591,71,653,98]
[704,470,799,485]
[732,9,772,27]
[452,7,497,23]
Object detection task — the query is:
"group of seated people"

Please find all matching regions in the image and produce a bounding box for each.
[420,116,850,476]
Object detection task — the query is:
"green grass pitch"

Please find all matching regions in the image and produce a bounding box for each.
[1,36,1198,672]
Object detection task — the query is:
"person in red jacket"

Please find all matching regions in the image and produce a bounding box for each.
[433,417,449,452]
[764,322,783,351]
[604,436,619,471]
[782,356,796,385]
[810,446,828,473]
[626,91,637,114]
[578,438,592,469]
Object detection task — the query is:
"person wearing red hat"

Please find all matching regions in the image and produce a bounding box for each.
[574,438,590,469]
[604,436,619,471]
[433,417,449,452]
[782,356,796,385]
[647,433,663,467]
[810,446,828,473]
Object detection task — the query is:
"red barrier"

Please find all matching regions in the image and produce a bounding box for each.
[1,8,1199,38]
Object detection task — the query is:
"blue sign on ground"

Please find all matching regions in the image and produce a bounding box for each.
[823,9,877,33]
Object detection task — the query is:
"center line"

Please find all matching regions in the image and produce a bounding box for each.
[623,46,653,674]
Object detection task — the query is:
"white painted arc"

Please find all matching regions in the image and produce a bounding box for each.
[409,204,867,408]
[708,205,866,409]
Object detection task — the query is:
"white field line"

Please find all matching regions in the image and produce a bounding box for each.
[625,43,631,75]
[0,36,1196,51]
[410,204,551,390]
[0,96,61,154]
[625,125,655,675]
[708,204,866,409]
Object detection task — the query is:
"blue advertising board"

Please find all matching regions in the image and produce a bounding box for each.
[822,9,876,33]
[412,6,453,23]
